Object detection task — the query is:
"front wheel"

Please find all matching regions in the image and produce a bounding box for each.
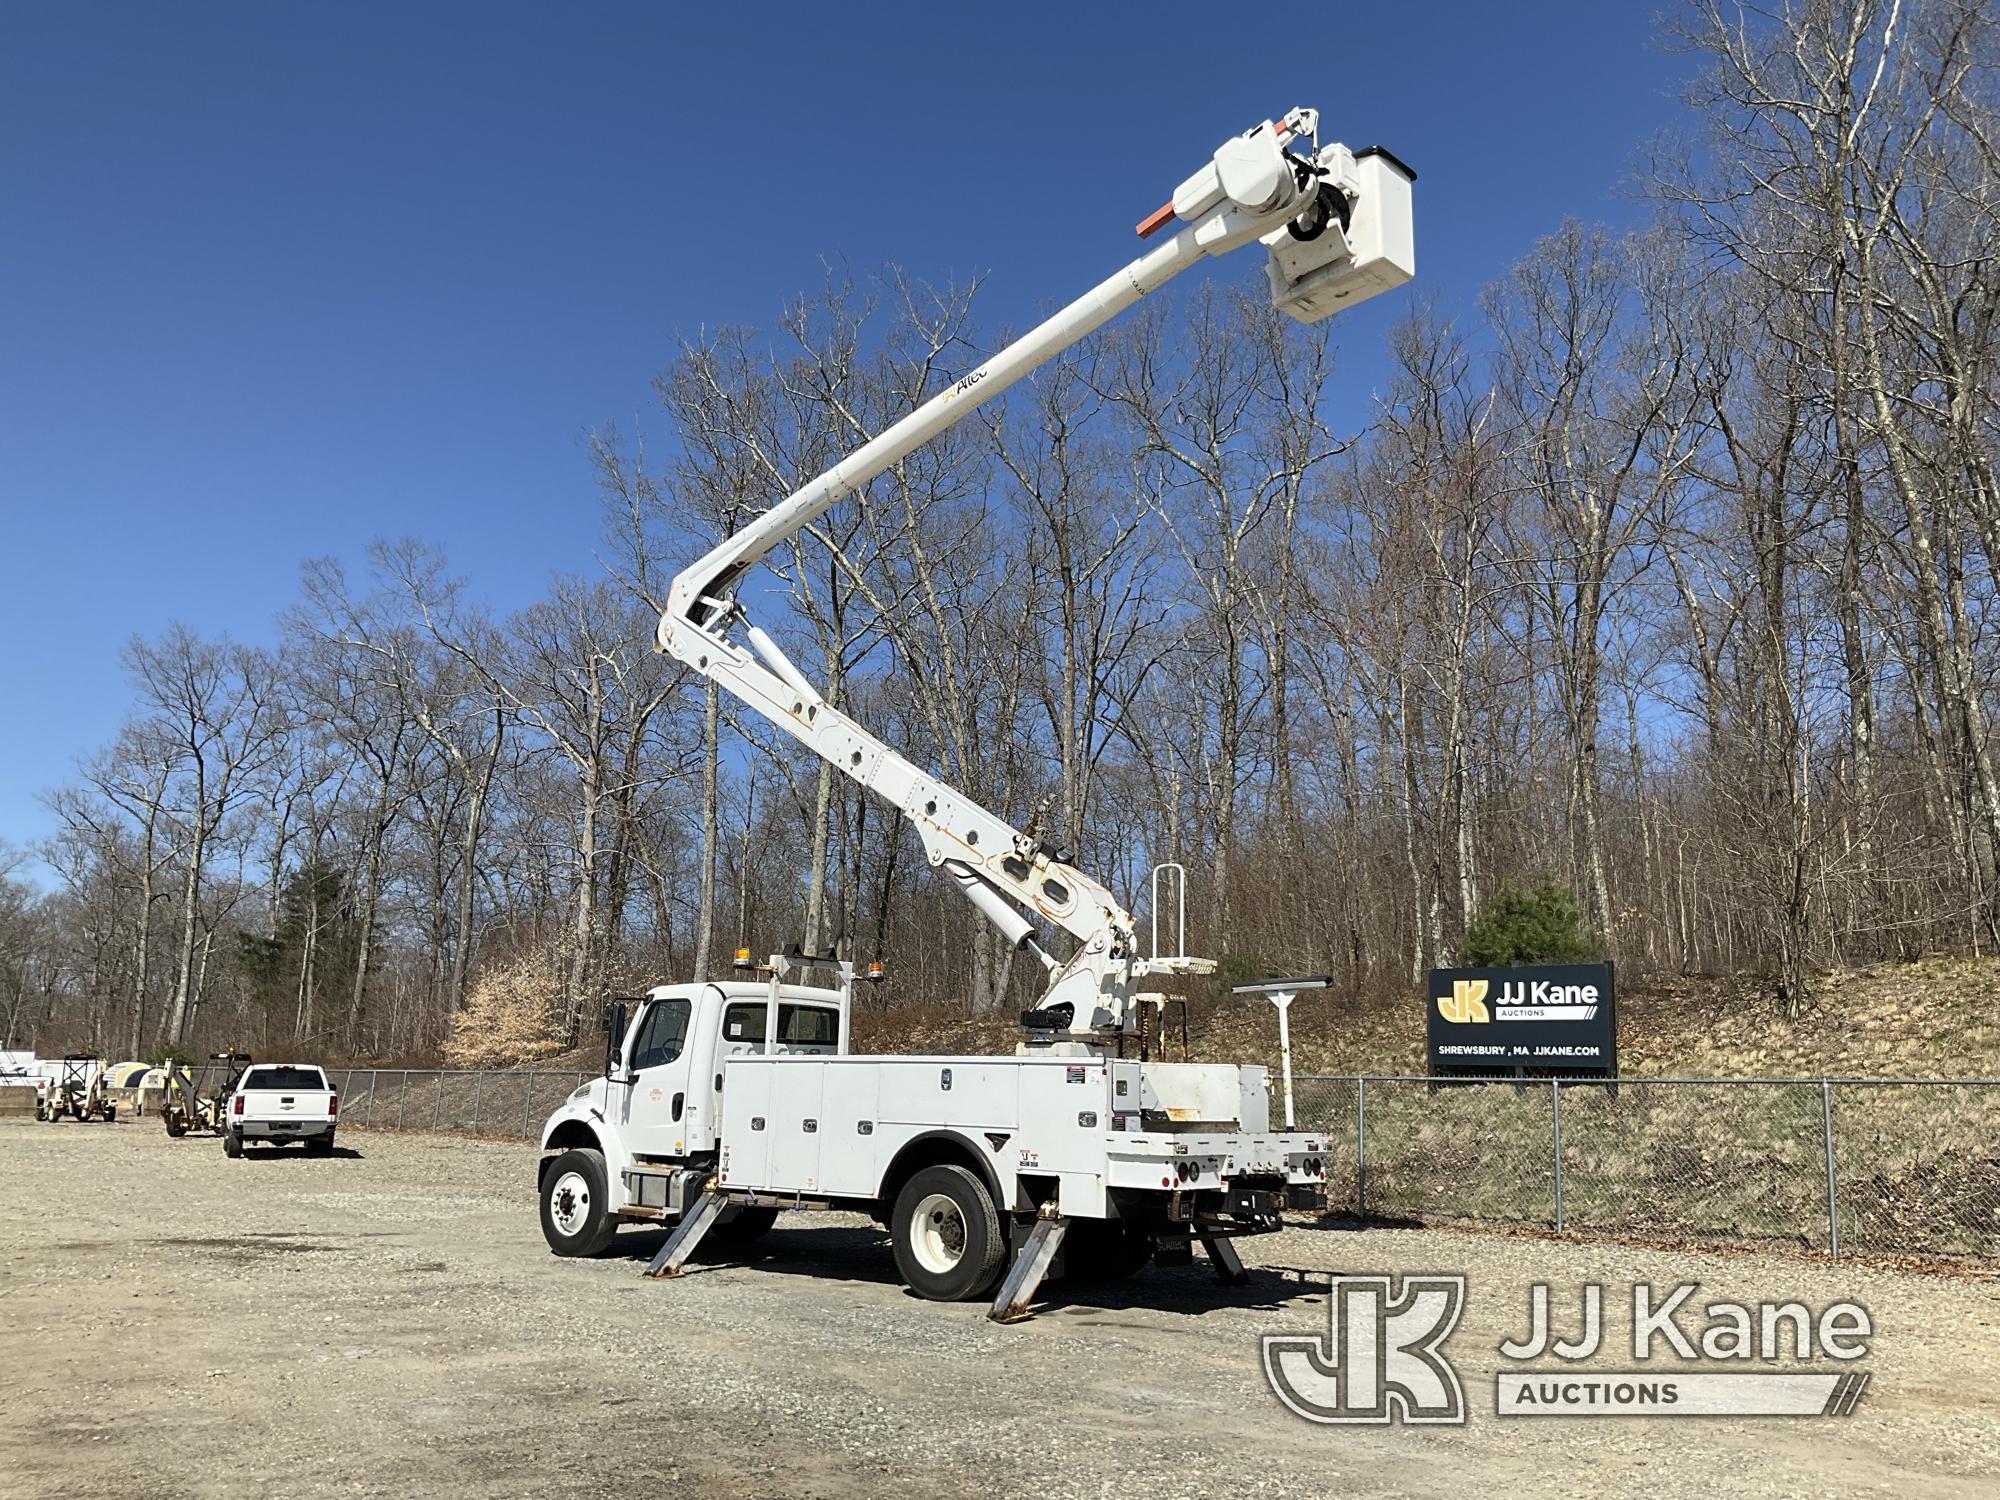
[540,1148,618,1257]
[890,1165,1005,1302]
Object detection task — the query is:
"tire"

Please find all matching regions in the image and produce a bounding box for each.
[711,1205,779,1246]
[306,1132,335,1156]
[890,1164,1005,1302]
[1060,1218,1155,1283]
[165,1114,187,1138]
[104,1105,117,1123]
[222,1129,243,1159]
[540,1148,618,1257]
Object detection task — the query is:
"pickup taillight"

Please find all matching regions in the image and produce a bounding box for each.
[329,1094,338,1116]
[233,1095,244,1116]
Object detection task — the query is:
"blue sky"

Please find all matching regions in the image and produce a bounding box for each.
[0,2,1688,867]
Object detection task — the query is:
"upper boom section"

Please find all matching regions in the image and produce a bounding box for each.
[657,109,1414,1034]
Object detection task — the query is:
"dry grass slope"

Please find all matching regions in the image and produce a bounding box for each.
[852,956,2000,1080]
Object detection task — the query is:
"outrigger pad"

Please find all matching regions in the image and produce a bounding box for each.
[1201,1234,1250,1285]
[989,1218,1069,1324]
[644,1190,727,1278]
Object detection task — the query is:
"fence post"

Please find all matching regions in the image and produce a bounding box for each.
[1821,1079,1840,1258]
[434,1071,446,1132]
[365,1070,377,1126]
[1552,1079,1565,1234]
[471,1071,483,1135]
[522,1071,534,1138]
[398,1071,409,1130]
[1355,1077,1368,1218]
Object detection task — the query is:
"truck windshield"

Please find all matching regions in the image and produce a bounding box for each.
[240,1066,327,1090]
[721,1003,838,1047]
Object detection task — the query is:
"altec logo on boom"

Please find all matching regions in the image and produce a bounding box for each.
[1436,976,1600,1025]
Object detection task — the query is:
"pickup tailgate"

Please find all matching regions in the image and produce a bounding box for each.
[234,1066,335,1132]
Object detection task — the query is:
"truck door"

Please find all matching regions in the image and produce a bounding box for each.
[617,995,695,1160]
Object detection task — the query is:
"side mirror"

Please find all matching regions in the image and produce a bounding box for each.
[604,1000,630,1079]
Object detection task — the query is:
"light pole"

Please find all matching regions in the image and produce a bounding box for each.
[1230,976,1334,1129]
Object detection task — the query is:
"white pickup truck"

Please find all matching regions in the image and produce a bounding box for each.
[224,1063,338,1157]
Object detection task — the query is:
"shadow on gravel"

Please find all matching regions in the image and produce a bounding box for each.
[1049,1264,1327,1320]
[229,1144,367,1162]
[611,1221,904,1285]
[605,1220,1329,1319]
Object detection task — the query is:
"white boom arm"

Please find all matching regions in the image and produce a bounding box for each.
[658,109,1414,1039]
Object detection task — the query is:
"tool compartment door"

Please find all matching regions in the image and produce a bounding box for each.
[813,1063,884,1198]
[717,1058,776,1190]
[760,1064,826,1193]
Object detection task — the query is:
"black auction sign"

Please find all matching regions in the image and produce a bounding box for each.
[1426,962,1617,1078]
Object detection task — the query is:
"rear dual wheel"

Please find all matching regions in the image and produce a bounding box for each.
[890,1165,1005,1302]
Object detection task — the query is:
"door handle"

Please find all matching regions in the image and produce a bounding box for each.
[672,1092,684,1121]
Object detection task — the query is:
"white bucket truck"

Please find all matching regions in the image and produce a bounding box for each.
[538,107,1413,1320]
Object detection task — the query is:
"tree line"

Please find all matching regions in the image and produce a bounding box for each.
[3,1,1996,1060]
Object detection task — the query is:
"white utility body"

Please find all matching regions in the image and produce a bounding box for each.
[538,107,1413,1320]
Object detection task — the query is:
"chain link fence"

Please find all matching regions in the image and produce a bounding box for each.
[1290,1074,2000,1260]
[333,1068,592,1140]
[330,1067,1998,1260]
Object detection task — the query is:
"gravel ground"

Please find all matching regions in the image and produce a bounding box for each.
[1,1121,1994,1500]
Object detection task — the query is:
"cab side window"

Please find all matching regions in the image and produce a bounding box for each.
[720,1003,836,1047]
[720,1004,765,1046]
[629,999,691,1071]
[780,1006,837,1046]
